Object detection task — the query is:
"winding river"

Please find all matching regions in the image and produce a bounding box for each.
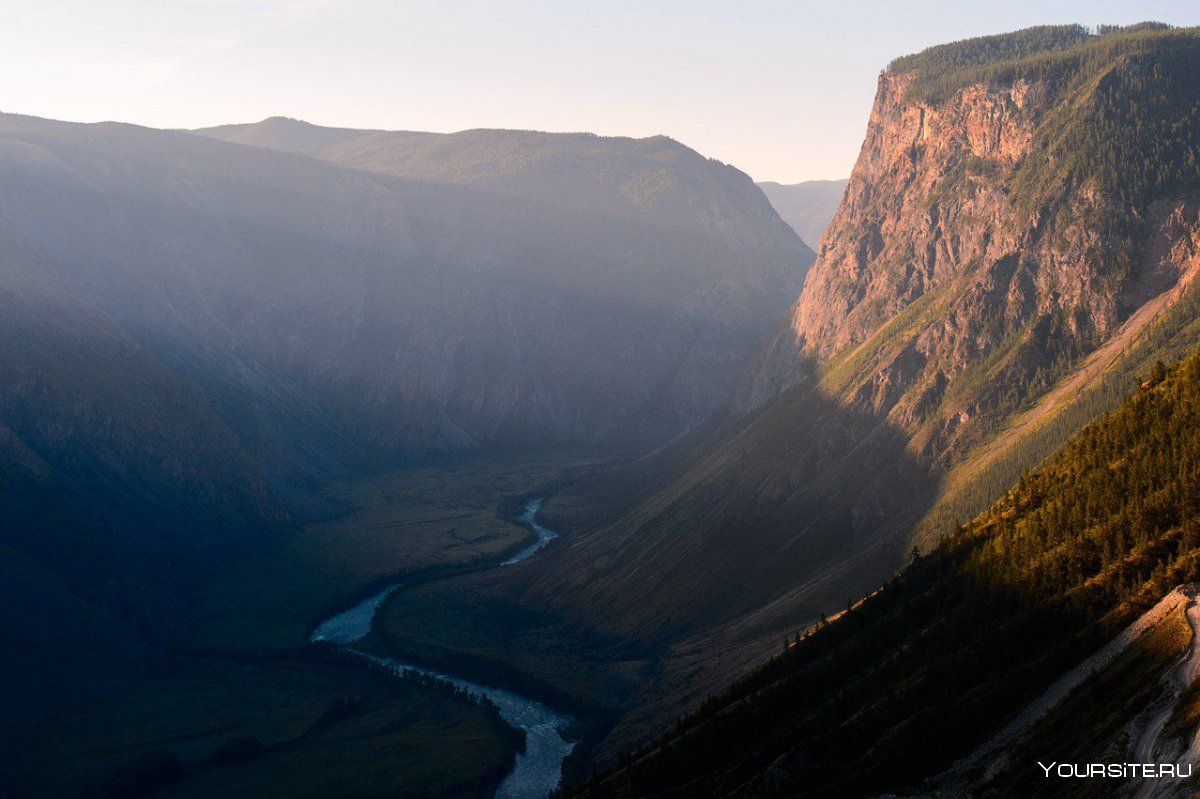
[311,497,575,799]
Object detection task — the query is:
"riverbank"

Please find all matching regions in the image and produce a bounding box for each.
[311,498,580,798]
[192,452,609,653]
[15,453,609,799]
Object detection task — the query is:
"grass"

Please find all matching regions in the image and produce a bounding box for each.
[914,278,1200,550]
[21,656,518,799]
[18,451,604,798]
[191,451,606,651]
[818,290,943,398]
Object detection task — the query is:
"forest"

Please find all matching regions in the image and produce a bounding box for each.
[888,23,1200,208]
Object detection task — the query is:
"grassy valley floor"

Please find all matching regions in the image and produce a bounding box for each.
[192,451,609,653]
[21,657,520,799]
[18,451,608,798]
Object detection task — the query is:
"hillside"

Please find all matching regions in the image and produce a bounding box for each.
[5,115,812,459]
[568,347,1200,797]
[0,248,286,745]
[756,179,848,249]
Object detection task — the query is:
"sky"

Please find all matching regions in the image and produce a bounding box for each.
[2,1,1196,183]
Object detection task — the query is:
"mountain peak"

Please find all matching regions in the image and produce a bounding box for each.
[193,116,376,156]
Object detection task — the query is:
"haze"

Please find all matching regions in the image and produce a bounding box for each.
[2,0,1194,182]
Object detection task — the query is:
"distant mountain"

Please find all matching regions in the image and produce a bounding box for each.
[194,119,817,450]
[198,121,795,253]
[0,114,813,460]
[0,113,811,750]
[757,178,848,248]
[194,116,375,155]
[396,22,1200,765]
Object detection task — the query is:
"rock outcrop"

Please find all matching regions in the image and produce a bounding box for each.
[758,28,1200,475]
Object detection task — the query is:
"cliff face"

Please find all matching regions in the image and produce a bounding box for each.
[783,38,1200,469]
[795,72,1035,359]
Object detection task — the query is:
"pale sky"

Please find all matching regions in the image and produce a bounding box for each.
[2,1,1196,183]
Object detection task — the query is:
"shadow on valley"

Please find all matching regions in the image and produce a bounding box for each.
[1,452,605,798]
[369,353,943,779]
[566,351,1200,797]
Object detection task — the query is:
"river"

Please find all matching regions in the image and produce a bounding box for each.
[310,497,575,799]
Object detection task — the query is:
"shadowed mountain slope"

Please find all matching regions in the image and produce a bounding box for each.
[546,20,1200,639]
[570,346,1200,798]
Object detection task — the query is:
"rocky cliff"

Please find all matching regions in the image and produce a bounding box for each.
[789,39,1200,469]
[548,22,1200,633]
[777,24,1200,537]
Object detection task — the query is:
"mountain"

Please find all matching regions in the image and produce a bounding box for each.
[376,22,1200,766]
[197,120,800,254]
[5,115,811,460]
[569,347,1200,797]
[559,19,1200,630]
[9,20,1200,795]
[197,119,815,450]
[757,179,848,248]
[0,113,811,766]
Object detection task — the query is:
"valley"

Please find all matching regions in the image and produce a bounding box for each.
[190,453,608,653]
[4,15,1200,799]
[14,453,603,798]
[310,500,576,799]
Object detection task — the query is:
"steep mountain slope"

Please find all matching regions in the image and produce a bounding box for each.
[0,252,284,777]
[570,347,1200,798]
[374,23,1200,767]
[1,114,811,463]
[756,179,848,248]
[790,24,1200,462]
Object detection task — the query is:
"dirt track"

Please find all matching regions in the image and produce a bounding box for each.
[940,586,1195,786]
[1131,590,1200,799]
